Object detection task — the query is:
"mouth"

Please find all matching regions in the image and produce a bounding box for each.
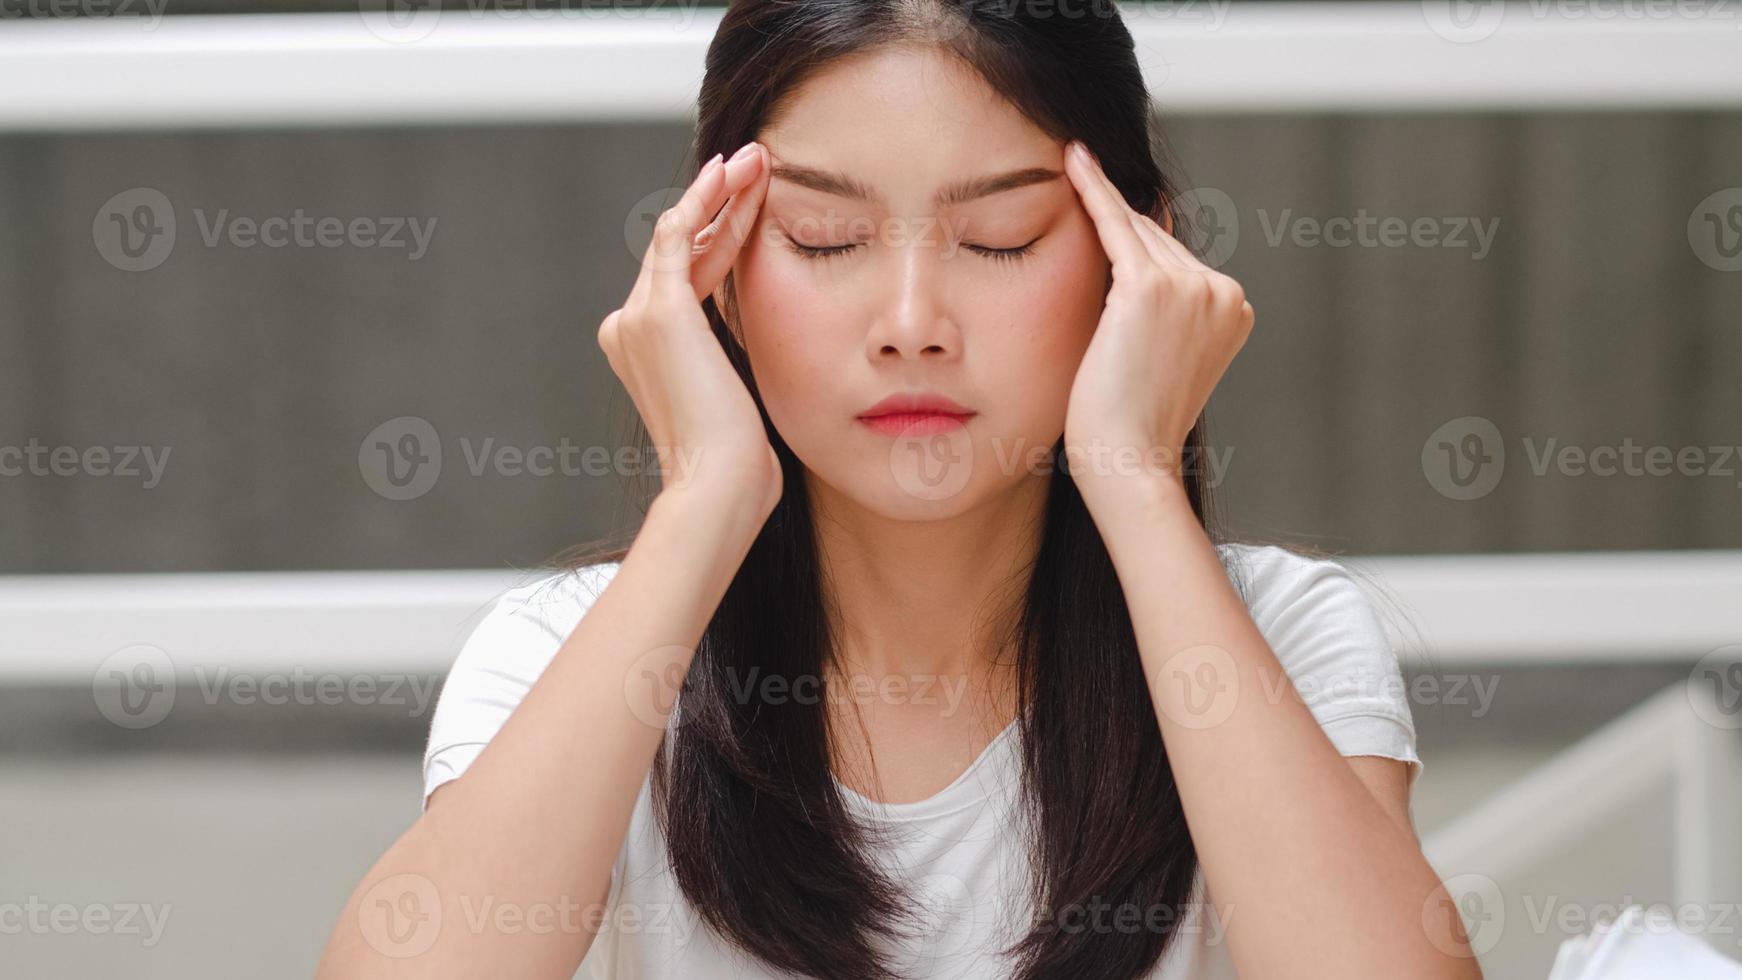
[856,411,974,437]
[856,392,976,437]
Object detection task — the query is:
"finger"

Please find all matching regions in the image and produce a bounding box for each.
[632,152,727,306]
[690,143,769,301]
[1130,210,1251,319]
[1136,210,1212,274]
[1121,210,1205,280]
[1127,211,1193,272]
[1063,140,1153,278]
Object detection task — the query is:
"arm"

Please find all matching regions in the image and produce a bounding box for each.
[316,486,766,979]
[1057,137,1479,978]
[319,140,777,978]
[1082,480,1479,979]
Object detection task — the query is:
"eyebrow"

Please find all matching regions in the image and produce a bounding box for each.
[769,160,1062,209]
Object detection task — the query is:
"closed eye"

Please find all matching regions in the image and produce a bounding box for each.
[788,238,1040,263]
[963,240,1038,264]
[789,242,859,261]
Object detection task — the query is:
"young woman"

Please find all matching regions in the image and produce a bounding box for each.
[320,1,1479,977]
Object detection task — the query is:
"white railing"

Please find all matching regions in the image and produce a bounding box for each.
[3,551,1738,967]
[2,550,1738,679]
[1423,681,1742,907]
[1345,549,1742,664]
[2,3,1741,132]
[0,568,526,682]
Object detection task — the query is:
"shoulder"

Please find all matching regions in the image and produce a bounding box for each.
[480,560,624,645]
[421,561,623,805]
[1213,542,1423,777]
[1215,542,1391,636]
[442,559,624,692]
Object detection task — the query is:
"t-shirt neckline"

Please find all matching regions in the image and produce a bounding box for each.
[831,717,1021,822]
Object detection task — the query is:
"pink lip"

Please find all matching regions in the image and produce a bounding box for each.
[858,412,972,436]
[857,392,976,437]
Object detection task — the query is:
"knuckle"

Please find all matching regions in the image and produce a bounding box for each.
[1209,274,1244,306]
[1177,272,1211,302]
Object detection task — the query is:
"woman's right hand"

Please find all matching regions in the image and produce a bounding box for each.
[598,141,781,520]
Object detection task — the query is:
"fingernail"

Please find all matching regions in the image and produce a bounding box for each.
[701,152,724,175]
[729,142,757,164]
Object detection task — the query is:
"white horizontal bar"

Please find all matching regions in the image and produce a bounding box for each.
[0,9,712,132]
[1346,549,1742,664]
[2,3,1740,132]
[0,569,528,682]
[0,551,1737,680]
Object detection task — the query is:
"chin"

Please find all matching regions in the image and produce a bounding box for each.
[799,443,993,522]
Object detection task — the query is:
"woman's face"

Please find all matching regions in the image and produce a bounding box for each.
[724,44,1111,520]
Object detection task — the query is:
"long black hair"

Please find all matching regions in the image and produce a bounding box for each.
[552,1,1246,976]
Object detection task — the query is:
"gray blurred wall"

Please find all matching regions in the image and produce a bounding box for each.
[2,113,1740,574]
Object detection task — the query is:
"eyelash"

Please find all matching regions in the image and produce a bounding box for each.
[788,240,1038,265]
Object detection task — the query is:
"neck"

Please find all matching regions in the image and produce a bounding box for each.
[807,471,1048,694]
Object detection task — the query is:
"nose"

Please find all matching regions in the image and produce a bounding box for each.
[864,239,963,362]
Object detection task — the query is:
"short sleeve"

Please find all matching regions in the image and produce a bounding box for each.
[421,563,619,810]
[1225,544,1424,789]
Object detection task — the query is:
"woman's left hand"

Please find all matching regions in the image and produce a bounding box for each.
[1060,139,1255,507]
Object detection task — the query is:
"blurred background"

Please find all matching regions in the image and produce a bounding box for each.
[1,1,1740,977]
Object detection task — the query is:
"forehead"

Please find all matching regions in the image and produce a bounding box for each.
[757,44,1059,208]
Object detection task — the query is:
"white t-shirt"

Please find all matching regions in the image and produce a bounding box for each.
[422,542,1423,979]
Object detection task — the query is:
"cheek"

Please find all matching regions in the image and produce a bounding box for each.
[731,239,851,429]
[976,234,1106,413]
